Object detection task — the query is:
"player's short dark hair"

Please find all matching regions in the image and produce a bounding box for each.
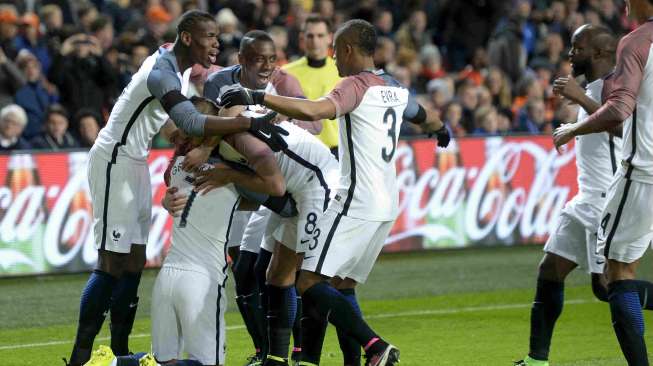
[45,104,69,121]
[177,10,215,36]
[190,95,220,115]
[303,13,332,32]
[239,30,274,54]
[336,19,377,56]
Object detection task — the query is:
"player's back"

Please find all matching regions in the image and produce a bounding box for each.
[164,156,240,278]
[274,120,339,198]
[609,22,653,182]
[326,70,409,221]
[94,47,191,162]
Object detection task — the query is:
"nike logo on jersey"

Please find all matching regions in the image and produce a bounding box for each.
[596,260,605,265]
[300,239,310,244]
[304,256,315,260]
[259,131,272,139]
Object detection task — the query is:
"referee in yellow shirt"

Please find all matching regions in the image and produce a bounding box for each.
[284,14,341,154]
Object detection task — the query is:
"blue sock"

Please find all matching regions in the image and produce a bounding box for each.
[267,285,293,359]
[110,271,142,356]
[255,249,272,358]
[288,286,298,326]
[337,288,362,366]
[608,280,649,366]
[69,270,117,365]
[528,278,564,361]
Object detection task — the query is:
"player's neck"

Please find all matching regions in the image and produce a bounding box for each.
[351,58,376,75]
[586,62,614,83]
[173,43,193,72]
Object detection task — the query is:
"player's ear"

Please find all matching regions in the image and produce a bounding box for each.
[180,31,192,47]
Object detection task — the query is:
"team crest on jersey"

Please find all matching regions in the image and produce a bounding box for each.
[112,230,122,242]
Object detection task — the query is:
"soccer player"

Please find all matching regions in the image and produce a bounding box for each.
[516,24,624,366]
[66,11,284,366]
[553,1,653,364]
[195,106,338,366]
[283,14,341,154]
[83,97,287,366]
[219,19,450,366]
[203,29,317,365]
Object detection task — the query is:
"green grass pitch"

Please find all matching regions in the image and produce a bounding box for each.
[1,245,653,365]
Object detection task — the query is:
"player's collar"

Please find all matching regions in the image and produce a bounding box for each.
[307,57,327,68]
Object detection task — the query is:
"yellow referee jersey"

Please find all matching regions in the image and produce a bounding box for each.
[283,56,341,149]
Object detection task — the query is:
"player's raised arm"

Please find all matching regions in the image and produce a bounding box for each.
[554,33,645,148]
[220,87,337,121]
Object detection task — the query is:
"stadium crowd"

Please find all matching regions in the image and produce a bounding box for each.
[0,0,634,151]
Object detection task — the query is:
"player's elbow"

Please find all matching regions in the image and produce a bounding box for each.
[266,176,286,197]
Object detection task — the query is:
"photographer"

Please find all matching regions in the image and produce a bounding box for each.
[47,33,118,117]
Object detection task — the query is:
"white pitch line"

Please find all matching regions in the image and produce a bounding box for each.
[0,298,597,351]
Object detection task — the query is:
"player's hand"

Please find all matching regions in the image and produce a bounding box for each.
[161,186,188,217]
[182,146,211,172]
[431,126,451,147]
[552,75,584,103]
[553,123,577,153]
[249,112,289,152]
[219,87,265,108]
[193,162,232,195]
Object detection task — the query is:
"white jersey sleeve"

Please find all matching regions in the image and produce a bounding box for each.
[94,47,192,162]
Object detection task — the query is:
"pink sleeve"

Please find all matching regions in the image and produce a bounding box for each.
[271,69,306,98]
[325,76,369,117]
[586,32,649,124]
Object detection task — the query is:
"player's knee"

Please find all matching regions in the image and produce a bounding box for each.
[96,250,126,278]
[296,271,320,295]
[538,254,570,282]
[591,275,609,302]
[124,245,146,273]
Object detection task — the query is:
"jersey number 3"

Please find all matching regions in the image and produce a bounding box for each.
[382,107,397,162]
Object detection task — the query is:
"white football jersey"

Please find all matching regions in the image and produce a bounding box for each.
[163,156,240,278]
[326,70,420,221]
[94,47,191,162]
[575,78,622,195]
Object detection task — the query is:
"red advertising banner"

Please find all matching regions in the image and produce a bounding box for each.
[0,135,578,276]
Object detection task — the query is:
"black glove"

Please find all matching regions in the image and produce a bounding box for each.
[249,111,289,152]
[220,87,265,107]
[430,126,451,148]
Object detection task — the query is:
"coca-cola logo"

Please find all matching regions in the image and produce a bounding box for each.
[389,137,576,246]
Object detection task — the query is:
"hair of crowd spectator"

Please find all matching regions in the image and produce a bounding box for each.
[0,0,636,151]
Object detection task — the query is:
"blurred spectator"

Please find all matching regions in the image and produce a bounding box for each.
[142,5,172,52]
[268,26,289,66]
[394,10,430,54]
[77,3,99,33]
[14,50,59,139]
[518,98,550,134]
[374,36,396,70]
[426,77,454,111]
[14,13,52,73]
[0,46,25,108]
[103,0,140,34]
[472,106,499,136]
[458,47,489,87]
[313,0,334,21]
[90,16,114,52]
[511,76,542,118]
[415,45,445,92]
[0,104,31,150]
[48,33,118,116]
[477,85,493,109]
[488,19,527,84]
[373,9,393,37]
[496,108,513,134]
[39,4,67,54]
[441,1,505,71]
[0,6,19,60]
[216,8,242,53]
[30,104,78,149]
[283,14,340,152]
[73,108,101,148]
[257,0,285,29]
[443,101,466,137]
[163,0,184,23]
[484,67,512,110]
[457,82,479,132]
